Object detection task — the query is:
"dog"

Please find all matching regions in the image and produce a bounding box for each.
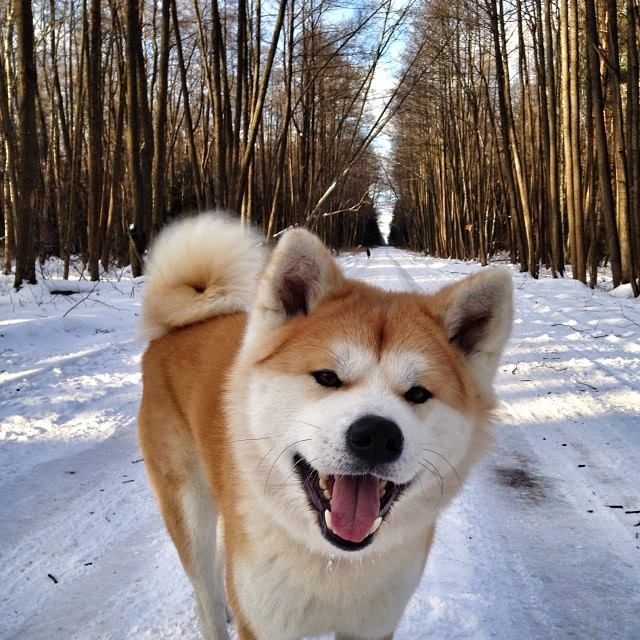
[138,213,513,640]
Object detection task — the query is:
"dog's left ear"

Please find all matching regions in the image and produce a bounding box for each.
[249,228,345,336]
[431,269,513,388]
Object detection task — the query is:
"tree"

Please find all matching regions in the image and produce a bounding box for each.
[87,0,103,280]
[585,0,622,286]
[124,0,150,276]
[13,0,39,288]
[390,0,639,295]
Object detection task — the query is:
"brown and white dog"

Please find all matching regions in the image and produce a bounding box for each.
[138,213,513,640]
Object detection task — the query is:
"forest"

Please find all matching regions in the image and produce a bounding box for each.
[0,0,639,296]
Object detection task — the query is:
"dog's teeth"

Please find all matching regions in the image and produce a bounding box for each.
[324,510,333,531]
[369,517,383,535]
[379,480,387,498]
[323,489,332,500]
[319,475,328,490]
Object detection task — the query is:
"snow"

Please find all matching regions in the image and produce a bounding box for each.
[1,249,639,639]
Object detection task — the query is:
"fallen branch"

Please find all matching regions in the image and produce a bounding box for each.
[50,289,78,296]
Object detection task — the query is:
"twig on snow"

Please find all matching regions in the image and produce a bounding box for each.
[62,282,101,318]
[619,305,640,329]
[550,323,588,333]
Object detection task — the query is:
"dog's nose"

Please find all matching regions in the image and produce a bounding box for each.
[346,415,404,465]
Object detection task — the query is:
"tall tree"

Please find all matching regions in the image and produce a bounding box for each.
[151,0,171,240]
[627,0,640,291]
[87,0,103,280]
[543,0,564,275]
[13,0,39,288]
[0,15,19,276]
[607,0,637,293]
[124,0,146,275]
[585,0,622,286]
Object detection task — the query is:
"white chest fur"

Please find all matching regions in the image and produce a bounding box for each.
[231,521,429,640]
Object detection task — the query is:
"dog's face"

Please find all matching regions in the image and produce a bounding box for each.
[234,231,512,555]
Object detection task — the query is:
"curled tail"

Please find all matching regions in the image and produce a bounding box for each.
[141,213,265,340]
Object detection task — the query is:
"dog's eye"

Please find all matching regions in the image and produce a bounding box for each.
[404,385,432,404]
[312,369,342,388]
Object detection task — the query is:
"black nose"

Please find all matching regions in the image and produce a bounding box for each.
[346,415,404,466]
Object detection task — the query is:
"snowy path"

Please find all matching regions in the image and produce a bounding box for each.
[1,249,639,639]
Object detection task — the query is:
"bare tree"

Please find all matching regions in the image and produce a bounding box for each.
[13,0,39,287]
[585,0,622,286]
[87,0,103,280]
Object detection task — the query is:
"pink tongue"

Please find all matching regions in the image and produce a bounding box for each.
[330,475,380,543]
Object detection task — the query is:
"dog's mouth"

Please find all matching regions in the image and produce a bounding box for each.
[293,454,406,552]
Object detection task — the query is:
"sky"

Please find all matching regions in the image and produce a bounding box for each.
[325,0,414,239]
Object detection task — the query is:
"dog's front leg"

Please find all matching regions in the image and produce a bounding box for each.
[233,620,258,640]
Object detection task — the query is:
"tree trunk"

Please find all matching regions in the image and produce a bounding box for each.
[569,0,585,282]
[13,0,39,287]
[585,0,622,286]
[125,0,146,276]
[544,0,564,275]
[266,3,295,238]
[171,0,203,211]
[86,0,103,280]
[626,0,640,294]
[0,21,19,275]
[234,0,288,214]
[607,0,637,293]
[101,51,126,269]
[151,0,170,240]
[486,0,527,271]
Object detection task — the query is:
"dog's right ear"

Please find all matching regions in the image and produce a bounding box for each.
[248,228,345,337]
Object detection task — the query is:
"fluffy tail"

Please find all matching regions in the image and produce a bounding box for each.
[141,213,265,340]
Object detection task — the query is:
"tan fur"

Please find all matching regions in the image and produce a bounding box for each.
[254,283,478,414]
[139,314,245,558]
[138,215,512,640]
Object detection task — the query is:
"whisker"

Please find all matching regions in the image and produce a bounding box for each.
[264,438,313,495]
[229,433,288,444]
[418,459,444,497]
[417,461,441,494]
[255,443,278,471]
[421,446,462,487]
[422,457,444,483]
[417,473,444,512]
[416,473,428,500]
[302,458,320,486]
[278,455,321,487]
[290,419,322,431]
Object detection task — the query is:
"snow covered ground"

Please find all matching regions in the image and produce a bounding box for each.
[1,248,639,639]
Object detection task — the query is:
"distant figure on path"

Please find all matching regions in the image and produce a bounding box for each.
[366,248,371,259]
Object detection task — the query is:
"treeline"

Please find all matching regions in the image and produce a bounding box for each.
[390,0,640,295]
[0,0,399,287]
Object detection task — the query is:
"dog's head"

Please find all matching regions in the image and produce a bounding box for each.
[232,229,512,554]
